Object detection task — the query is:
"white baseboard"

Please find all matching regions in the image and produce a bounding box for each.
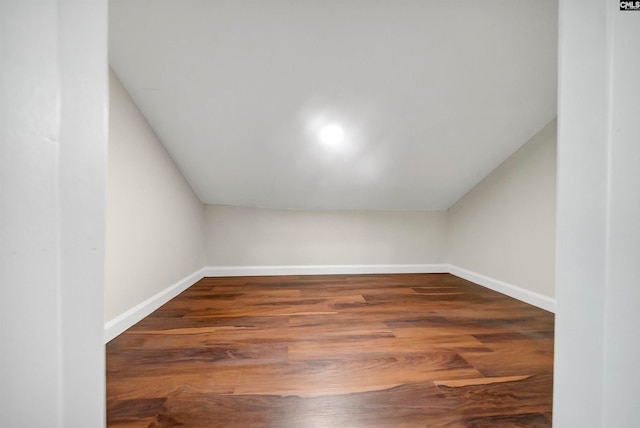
[105,263,554,342]
[448,265,556,313]
[104,268,206,343]
[202,264,449,277]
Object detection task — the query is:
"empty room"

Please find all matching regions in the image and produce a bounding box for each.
[3,1,639,428]
[106,0,558,425]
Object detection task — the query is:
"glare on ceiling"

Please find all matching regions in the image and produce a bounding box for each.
[318,124,344,146]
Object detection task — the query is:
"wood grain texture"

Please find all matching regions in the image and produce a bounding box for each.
[107,273,554,427]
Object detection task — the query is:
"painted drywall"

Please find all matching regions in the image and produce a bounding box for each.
[603,4,640,421]
[105,69,205,323]
[447,119,557,299]
[205,205,447,266]
[602,5,640,424]
[0,1,107,427]
[109,0,558,211]
[554,1,640,426]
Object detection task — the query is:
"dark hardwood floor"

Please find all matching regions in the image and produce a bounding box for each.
[106,273,554,427]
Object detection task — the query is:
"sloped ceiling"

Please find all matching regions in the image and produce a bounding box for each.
[109,0,557,210]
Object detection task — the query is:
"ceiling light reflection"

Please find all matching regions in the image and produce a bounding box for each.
[318,124,344,146]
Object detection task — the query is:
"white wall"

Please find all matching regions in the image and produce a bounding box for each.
[0,1,107,427]
[603,6,640,424]
[105,70,205,323]
[447,119,557,299]
[205,205,447,267]
[554,0,640,426]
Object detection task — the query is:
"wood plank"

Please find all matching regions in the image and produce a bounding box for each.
[107,273,554,426]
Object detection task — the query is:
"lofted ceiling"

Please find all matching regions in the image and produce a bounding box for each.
[109,0,557,210]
